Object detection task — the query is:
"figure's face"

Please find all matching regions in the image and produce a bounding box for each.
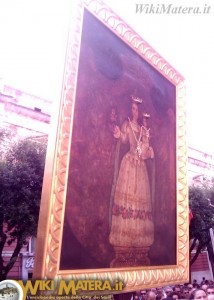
[143,117,147,127]
[131,103,139,120]
[195,290,207,300]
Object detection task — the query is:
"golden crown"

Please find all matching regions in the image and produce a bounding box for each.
[143,113,150,119]
[131,95,143,104]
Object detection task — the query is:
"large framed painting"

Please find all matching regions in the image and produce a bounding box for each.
[34,0,188,292]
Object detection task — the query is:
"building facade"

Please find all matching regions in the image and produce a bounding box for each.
[0,80,51,139]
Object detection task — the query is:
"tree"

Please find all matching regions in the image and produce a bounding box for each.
[189,184,214,266]
[0,129,14,160]
[0,139,46,280]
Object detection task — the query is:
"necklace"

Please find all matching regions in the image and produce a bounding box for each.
[141,125,150,138]
[128,118,142,158]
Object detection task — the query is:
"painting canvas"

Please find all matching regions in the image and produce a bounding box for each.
[34,0,188,291]
[60,9,176,270]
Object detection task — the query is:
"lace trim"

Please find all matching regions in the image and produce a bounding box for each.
[112,204,153,220]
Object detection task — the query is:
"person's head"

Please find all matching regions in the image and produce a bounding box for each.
[135,290,144,299]
[182,288,190,299]
[190,289,207,300]
[131,101,140,122]
[173,286,181,296]
[207,286,214,297]
[157,287,163,294]
[165,287,173,296]
[142,112,150,127]
[193,284,201,289]
[171,292,180,300]
[202,285,208,292]
[146,291,156,300]
[140,290,147,299]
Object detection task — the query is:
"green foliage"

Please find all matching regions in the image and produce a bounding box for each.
[0,138,46,279]
[0,129,13,160]
[0,139,46,239]
[189,184,214,265]
[0,128,10,142]
[190,186,214,236]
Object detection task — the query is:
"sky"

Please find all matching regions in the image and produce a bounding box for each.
[0,0,214,155]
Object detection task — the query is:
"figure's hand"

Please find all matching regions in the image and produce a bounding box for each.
[113,125,121,138]
[146,147,154,159]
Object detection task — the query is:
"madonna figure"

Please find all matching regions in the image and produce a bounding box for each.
[109,96,155,267]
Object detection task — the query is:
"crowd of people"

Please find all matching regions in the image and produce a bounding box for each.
[131,278,214,300]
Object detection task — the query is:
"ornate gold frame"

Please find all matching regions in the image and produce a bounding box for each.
[33,0,188,291]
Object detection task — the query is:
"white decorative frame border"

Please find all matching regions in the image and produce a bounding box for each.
[34,0,188,292]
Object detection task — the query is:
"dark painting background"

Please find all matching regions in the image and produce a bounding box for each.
[60,9,176,270]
